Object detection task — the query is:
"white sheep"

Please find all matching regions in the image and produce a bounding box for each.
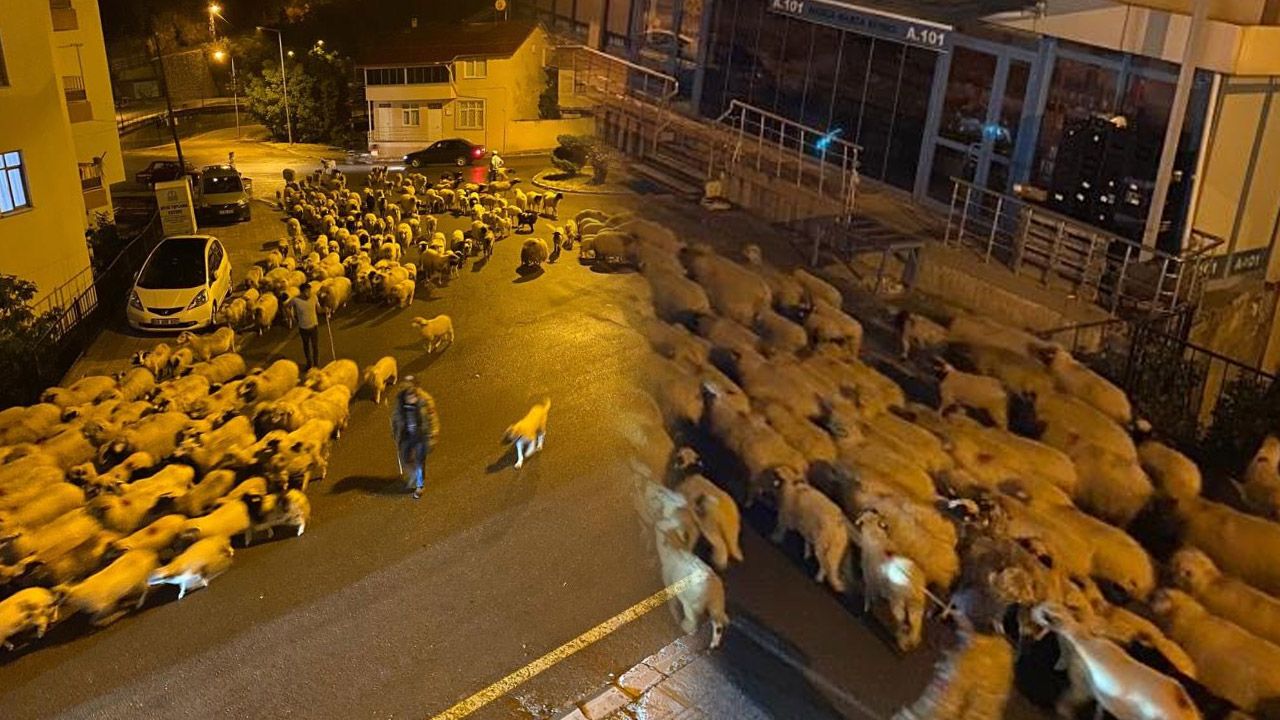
[946,314,1044,358]
[411,314,454,353]
[176,327,236,362]
[1068,445,1154,528]
[361,356,398,404]
[772,470,849,593]
[858,511,927,651]
[0,482,84,529]
[1152,589,1280,715]
[705,385,806,505]
[683,247,772,324]
[98,411,191,466]
[1045,500,1156,599]
[849,485,959,592]
[643,319,711,369]
[386,278,416,308]
[676,472,744,570]
[41,375,118,408]
[187,353,248,386]
[57,549,158,626]
[110,514,187,557]
[0,403,63,445]
[650,358,705,430]
[1169,547,1280,648]
[937,360,1008,428]
[966,342,1059,398]
[758,400,838,466]
[895,311,949,359]
[174,469,237,518]
[0,588,60,650]
[1242,435,1280,520]
[1034,390,1138,461]
[172,415,256,474]
[115,367,156,401]
[251,293,280,334]
[317,276,353,318]
[148,536,234,599]
[754,308,808,356]
[792,268,842,309]
[891,623,1015,720]
[803,299,863,355]
[654,518,728,649]
[305,358,359,394]
[1042,346,1134,426]
[180,497,252,543]
[249,488,311,539]
[646,266,712,325]
[237,359,300,404]
[1138,439,1203,500]
[1030,602,1200,720]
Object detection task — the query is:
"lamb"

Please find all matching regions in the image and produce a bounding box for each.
[1242,435,1280,520]
[1169,547,1280,648]
[1031,602,1200,720]
[148,536,234,599]
[1041,345,1134,426]
[804,300,863,355]
[676,472,744,570]
[542,191,564,219]
[187,353,247,385]
[654,518,728,648]
[520,237,549,268]
[251,292,280,334]
[248,488,311,539]
[684,247,772,324]
[504,399,551,469]
[41,375,118,408]
[772,470,849,593]
[857,511,927,651]
[646,267,713,326]
[317,276,353,318]
[133,343,173,381]
[0,588,59,650]
[1138,439,1203,500]
[110,514,187,557]
[177,327,236,362]
[57,549,158,626]
[361,356,398,403]
[238,359,301,404]
[754,308,808,356]
[99,411,190,466]
[411,314,455,353]
[174,469,237,517]
[792,268,842,309]
[1152,589,1280,715]
[935,360,1008,428]
[891,622,1015,720]
[305,358,359,394]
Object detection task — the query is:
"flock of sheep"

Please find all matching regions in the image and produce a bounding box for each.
[620,213,1280,719]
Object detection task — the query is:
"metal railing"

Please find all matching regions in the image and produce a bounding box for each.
[944,177,1214,317]
[78,161,103,190]
[552,45,679,106]
[63,75,87,102]
[714,100,861,220]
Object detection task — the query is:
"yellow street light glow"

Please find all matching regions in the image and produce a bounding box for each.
[213,49,226,61]
[208,3,221,14]
[287,50,295,57]
[316,39,325,46]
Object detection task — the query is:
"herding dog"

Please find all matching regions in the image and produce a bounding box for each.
[504,399,550,469]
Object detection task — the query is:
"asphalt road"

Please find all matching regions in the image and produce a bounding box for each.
[1,144,1056,720]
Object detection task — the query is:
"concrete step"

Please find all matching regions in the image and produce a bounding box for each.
[630,159,703,199]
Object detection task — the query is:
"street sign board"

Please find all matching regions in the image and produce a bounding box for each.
[154,178,197,236]
[767,0,953,52]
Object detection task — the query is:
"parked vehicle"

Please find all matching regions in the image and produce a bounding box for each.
[127,235,232,332]
[194,165,252,224]
[403,139,487,168]
[134,160,198,187]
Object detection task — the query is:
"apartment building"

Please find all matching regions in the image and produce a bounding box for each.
[0,0,124,308]
[357,21,565,157]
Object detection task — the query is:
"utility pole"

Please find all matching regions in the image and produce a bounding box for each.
[257,26,293,144]
[147,16,185,172]
[1142,0,1209,251]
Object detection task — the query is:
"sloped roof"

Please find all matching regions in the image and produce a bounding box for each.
[357,21,537,67]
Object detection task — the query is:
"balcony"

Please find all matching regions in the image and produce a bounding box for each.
[64,75,92,123]
[79,162,107,211]
[50,0,78,31]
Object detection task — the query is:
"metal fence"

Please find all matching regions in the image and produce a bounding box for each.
[714,100,861,219]
[552,45,679,106]
[22,213,164,401]
[944,178,1215,318]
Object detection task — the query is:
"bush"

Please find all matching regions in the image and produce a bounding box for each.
[538,67,561,120]
[85,213,124,276]
[551,135,613,184]
[0,275,59,409]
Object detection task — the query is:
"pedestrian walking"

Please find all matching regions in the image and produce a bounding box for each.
[391,377,439,500]
[488,151,505,183]
[290,282,321,370]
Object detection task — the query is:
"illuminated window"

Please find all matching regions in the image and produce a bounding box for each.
[456,100,485,129]
[402,103,420,126]
[461,59,487,79]
[0,151,31,215]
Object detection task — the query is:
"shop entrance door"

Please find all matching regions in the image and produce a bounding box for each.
[925,45,1031,202]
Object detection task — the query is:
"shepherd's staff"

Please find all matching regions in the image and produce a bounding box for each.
[325,313,337,361]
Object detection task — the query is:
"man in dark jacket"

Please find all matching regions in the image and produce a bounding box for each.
[391,376,439,500]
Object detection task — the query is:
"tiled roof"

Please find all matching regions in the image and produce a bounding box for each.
[357,21,537,67]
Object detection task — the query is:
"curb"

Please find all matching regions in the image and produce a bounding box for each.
[554,631,709,720]
[531,170,632,197]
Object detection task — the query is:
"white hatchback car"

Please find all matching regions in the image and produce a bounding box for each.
[127,235,232,332]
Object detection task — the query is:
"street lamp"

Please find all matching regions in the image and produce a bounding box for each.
[207,3,221,40]
[212,48,240,140]
[256,25,293,145]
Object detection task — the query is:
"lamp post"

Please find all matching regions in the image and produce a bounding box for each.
[212,49,239,140]
[208,3,221,40]
[256,25,293,144]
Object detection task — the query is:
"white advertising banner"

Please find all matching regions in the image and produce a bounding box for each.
[154,178,197,236]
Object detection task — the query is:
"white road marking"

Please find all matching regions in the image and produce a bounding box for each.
[427,573,702,720]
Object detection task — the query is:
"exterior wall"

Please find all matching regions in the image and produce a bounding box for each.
[53,0,124,221]
[503,117,595,152]
[0,2,94,306]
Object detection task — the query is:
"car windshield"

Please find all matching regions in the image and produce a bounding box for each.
[202,174,242,194]
[137,238,207,289]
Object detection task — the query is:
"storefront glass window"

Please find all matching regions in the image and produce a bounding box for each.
[748,2,784,112]
[884,45,938,191]
[938,46,997,147]
[857,40,906,180]
[775,18,813,116]
[680,0,704,62]
[996,60,1029,154]
[802,24,841,129]
[1032,55,1119,186]
[829,31,872,141]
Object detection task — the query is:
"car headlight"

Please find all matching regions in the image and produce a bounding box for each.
[186,289,209,310]
[128,290,143,311]
[237,198,249,207]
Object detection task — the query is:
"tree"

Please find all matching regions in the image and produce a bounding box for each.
[244,45,355,145]
[551,135,613,184]
[0,275,59,409]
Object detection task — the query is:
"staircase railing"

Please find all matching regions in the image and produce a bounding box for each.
[943,177,1216,317]
[551,45,679,153]
[713,100,861,220]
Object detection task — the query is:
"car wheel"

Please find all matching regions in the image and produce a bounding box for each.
[243,207,252,221]
[410,157,424,168]
[455,156,467,167]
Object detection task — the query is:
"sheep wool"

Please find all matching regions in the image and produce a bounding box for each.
[892,630,1015,720]
[1170,547,1280,649]
[1178,496,1280,597]
[1137,439,1202,500]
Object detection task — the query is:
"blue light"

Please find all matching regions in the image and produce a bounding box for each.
[815,128,844,152]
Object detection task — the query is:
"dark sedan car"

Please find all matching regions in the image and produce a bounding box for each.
[135,160,198,187]
[403,139,487,168]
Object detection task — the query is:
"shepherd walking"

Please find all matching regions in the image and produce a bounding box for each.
[290,282,321,370]
[392,376,440,500]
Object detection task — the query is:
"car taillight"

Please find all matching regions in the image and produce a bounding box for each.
[473,147,485,157]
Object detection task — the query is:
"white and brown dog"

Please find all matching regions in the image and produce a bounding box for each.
[504,399,550,469]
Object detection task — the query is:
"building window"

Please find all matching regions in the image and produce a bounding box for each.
[0,151,31,215]
[365,68,405,85]
[402,103,421,126]
[406,65,450,84]
[456,100,485,130]
[461,59,488,79]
